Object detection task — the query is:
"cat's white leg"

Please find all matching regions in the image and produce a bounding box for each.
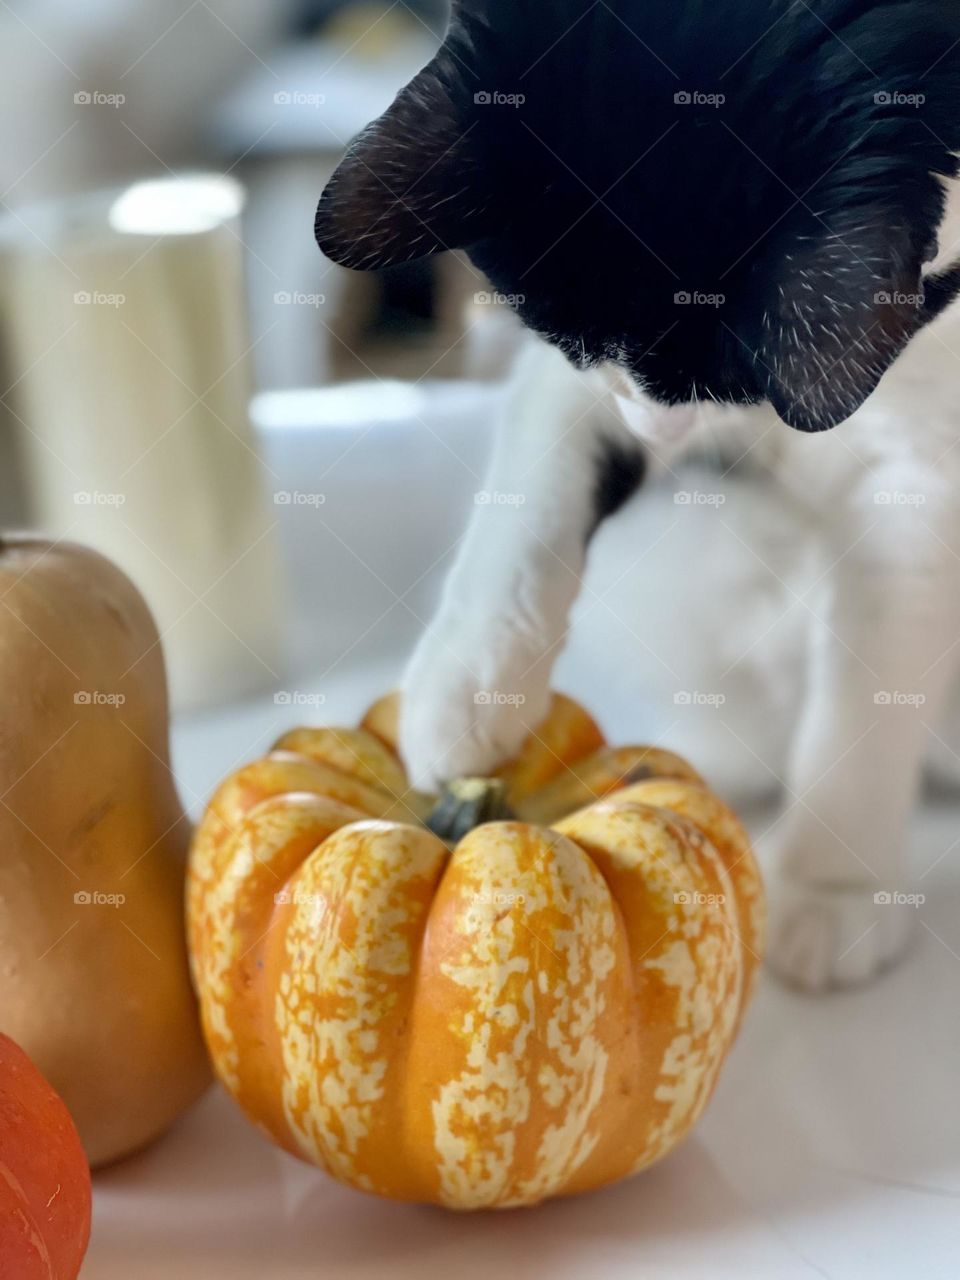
[401,340,646,789]
[768,463,960,991]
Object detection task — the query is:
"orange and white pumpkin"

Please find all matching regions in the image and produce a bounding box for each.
[187,693,764,1209]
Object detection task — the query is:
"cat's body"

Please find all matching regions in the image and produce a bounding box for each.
[403,253,960,990]
[315,1,960,990]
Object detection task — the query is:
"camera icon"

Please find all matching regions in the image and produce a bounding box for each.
[74,890,92,904]
[274,491,292,505]
[74,291,91,305]
[674,291,691,305]
[674,91,692,105]
[874,891,892,905]
[874,691,892,705]
[74,91,92,105]
[474,691,492,705]
[874,91,892,105]
[474,291,491,304]
[674,491,692,505]
[674,691,692,705]
[474,91,492,105]
[74,691,92,704]
[274,889,292,905]
[274,691,292,705]
[674,891,692,905]
[273,291,291,305]
[274,91,292,105]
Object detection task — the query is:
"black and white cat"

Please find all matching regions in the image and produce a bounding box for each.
[316,0,960,991]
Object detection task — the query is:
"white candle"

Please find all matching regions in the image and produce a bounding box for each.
[0,173,285,712]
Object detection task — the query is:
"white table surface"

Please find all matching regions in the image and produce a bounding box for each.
[83,657,960,1280]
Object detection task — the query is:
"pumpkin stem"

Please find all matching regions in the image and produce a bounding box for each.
[425,777,515,843]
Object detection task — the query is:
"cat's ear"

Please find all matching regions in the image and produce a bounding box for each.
[315,58,490,270]
[761,216,928,432]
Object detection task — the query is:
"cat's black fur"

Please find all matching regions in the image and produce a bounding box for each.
[316,1,960,431]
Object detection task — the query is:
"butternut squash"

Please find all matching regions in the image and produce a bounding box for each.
[0,536,209,1166]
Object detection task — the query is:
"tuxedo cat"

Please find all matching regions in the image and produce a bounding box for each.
[315,0,960,991]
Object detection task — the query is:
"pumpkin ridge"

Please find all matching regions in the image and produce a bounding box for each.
[271,726,408,800]
[270,821,448,1197]
[518,745,704,826]
[555,799,744,1178]
[603,780,765,1007]
[192,794,367,1154]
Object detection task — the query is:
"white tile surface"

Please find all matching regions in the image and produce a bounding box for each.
[85,663,960,1280]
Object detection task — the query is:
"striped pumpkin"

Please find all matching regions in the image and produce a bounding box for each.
[187,693,764,1209]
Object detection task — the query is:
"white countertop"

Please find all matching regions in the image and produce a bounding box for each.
[83,659,960,1280]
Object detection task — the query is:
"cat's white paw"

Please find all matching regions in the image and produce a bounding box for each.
[400,612,552,791]
[767,878,919,993]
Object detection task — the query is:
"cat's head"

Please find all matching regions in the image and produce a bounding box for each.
[316,0,960,432]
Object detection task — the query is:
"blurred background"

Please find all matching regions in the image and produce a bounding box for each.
[8,11,960,1278]
[0,0,521,712]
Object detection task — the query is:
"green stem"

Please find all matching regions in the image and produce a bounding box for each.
[425,777,515,843]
